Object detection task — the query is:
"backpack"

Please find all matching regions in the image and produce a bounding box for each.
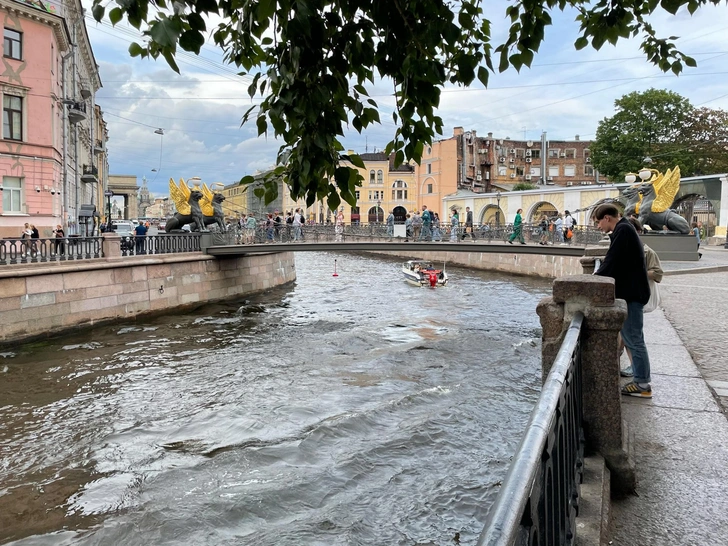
[286,216,293,224]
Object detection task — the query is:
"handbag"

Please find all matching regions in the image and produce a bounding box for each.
[644,279,661,313]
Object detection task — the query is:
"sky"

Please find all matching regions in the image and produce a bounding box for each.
[80,1,728,198]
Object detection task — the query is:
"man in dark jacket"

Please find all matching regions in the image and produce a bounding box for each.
[594,204,652,398]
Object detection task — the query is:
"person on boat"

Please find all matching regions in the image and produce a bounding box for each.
[508,209,526,244]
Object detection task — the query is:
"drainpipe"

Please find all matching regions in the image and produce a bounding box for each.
[72,21,79,235]
[541,131,547,185]
[61,48,74,232]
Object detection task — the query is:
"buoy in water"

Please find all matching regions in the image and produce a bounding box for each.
[333,259,339,277]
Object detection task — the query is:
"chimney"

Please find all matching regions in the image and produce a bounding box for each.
[487,132,493,138]
[575,135,580,141]
[453,127,464,137]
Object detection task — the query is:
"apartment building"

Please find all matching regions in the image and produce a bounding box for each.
[0,0,104,238]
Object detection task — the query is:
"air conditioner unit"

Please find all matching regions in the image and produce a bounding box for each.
[525,158,532,163]
[525,150,532,157]
[586,157,591,163]
[510,173,516,179]
[525,175,532,181]
[509,158,515,163]
[476,174,482,180]
[510,148,516,154]
[499,157,506,163]
[560,153,566,158]
[547,176,553,181]
[567,182,573,186]
[479,149,487,154]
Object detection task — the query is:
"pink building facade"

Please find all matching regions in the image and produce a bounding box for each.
[1,0,102,239]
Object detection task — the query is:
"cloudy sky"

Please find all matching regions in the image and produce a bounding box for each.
[82,1,728,197]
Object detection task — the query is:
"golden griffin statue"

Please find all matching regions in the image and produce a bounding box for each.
[621,166,689,234]
[165,178,227,232]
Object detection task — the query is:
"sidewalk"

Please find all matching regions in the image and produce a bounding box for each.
[608,250,728,545]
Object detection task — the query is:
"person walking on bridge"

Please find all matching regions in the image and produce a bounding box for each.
[386,210,395,240]
[508,209,526,244]
[594,203,652,398]
[420,205,432,241]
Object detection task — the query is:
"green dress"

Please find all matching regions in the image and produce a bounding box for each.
[509,213,525,243]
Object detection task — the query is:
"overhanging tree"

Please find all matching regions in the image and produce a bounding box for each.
[92,0,720,207]
[591,88,728,179]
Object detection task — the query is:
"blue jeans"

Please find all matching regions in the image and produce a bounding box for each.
[622,301,651,383]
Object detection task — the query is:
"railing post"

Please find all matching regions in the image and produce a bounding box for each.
[102,233,121,258]
[537,274,636,495]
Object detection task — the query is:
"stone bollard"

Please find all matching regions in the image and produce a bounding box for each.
[537,274,636,495]
[199,232,213,253]
[102,233,121,258]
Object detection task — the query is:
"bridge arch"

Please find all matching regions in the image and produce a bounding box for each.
[478,204,504,226]
[527,201,558,223]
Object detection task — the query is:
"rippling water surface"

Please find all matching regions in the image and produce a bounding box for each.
[0,252,551,545]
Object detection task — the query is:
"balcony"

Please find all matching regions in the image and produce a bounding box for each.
[94,139,105,155]
[81,164,98,184]
[67,101,87,124]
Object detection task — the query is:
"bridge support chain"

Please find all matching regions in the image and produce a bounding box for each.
[537,275,637,496]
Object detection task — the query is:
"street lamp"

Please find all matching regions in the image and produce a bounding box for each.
[496,191,501,226]
[377,199,381,223]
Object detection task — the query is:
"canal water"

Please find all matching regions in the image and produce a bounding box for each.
[0,252,552,545]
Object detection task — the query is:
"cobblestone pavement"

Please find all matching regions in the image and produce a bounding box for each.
[660,246,728,414]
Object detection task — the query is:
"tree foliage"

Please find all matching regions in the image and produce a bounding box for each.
[591,89,728,179]
[92,0,721,207]
[512,183,539,191]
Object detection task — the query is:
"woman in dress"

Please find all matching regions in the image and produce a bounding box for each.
[508,208,526,244]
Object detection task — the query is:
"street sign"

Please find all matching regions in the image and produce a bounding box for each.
[104,190,113,197]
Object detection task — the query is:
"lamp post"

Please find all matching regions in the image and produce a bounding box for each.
[377,199,381,223]
[496,191,501,226]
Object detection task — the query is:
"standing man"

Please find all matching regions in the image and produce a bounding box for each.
[134,220,148,254]
[507,208,526,244]
[386,210,395,240]
[411,210,422,240]
[593,203,652,398]
[420,205,432,241]
[462,206,475,240]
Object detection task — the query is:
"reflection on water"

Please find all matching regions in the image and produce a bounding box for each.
[0,252,551,545]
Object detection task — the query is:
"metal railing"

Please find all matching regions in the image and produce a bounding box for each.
[119,233,202,257]
[0,237,102,266]
[478,312,585,546]
[213,223,605,246]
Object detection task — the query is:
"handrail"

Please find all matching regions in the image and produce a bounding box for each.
[478,312,584,546]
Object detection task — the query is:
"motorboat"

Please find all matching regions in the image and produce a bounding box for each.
[402,260,448,287]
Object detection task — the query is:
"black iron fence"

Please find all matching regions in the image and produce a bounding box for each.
[216,222,605,246]
[478,312,585,546]
[0,237,102,266]
[119,233,201,257]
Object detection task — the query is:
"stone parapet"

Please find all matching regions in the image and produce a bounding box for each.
[537,274,636,495]
[0,252,297,344]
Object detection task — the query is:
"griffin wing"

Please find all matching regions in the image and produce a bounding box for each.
[178,178,191,201]
[634,193,643,214]
[169,178,191,215]
[652,166,681,213]
[199,183,214,216]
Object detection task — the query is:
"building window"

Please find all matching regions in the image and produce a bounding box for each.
[392,179,408,200]
[516,166,525,176]
[3,29,22,60]
[427,147,432,155]
[515,148,525,158]
[2,176,22,212]
[3,95,23,140]
[369,170,375,184]
[376,169,383,184]
[565,148,576,159]
[548,165,559,177]
[355,190,360,199]
[427,183,433,194]
[530,149,541,159]
[548,148,560,158]
[530,167,541,177]
[426,163,432,174]
[498,166,507,176]
[584,165,594,176]
[564,165,576,176]
[583,148,590,158]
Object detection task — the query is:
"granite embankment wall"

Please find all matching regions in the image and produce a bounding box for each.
[370,249,584,278]
[0,252,296,344]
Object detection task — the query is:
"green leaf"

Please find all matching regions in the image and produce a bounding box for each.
[128,42,145,57]
[150,18,182,48]
[161,48,180,73]
[239,175,256,185]
[347,154,365,169]
[574,36,589,50]
[684,56,697,68]
[109,7,123,25]
[258,0,277,21]
[253,187,265,199]
[91,2,105,22]
[179,30,205,54]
